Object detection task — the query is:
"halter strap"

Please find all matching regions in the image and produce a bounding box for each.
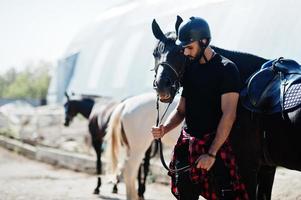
[158,62,180,78]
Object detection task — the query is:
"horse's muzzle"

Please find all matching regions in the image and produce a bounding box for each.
[158,93,172,103]
[64,121,70,127]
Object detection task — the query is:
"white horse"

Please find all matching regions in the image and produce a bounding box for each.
[104,92,182,200]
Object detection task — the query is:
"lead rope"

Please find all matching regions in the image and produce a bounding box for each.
[155,95,191,174]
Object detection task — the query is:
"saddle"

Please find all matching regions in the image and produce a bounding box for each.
[241,57,301,114]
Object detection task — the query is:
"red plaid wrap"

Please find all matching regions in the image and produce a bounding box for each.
[168,130,249,200]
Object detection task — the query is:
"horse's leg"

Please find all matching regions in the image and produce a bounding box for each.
[231,109,261,199]
[137,165,143,195]
[124,151,145,200]
[256,165,276,200]
[88,119,102,195]
[112,174,120,194]
[137,144,152,199]
[237,155,259,200]
[93,141,102,194]
[231,131,259,200]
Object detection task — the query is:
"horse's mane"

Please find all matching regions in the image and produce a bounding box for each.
[82,98,95,104]
[211,45,269,83]
[165,31,177,40]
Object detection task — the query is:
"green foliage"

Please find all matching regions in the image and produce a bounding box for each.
[0,68,17,97]
[0,61,52,99]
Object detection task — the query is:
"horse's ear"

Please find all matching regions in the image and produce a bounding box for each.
[65,92,70,102]
[152,19,166,42]
[175,15,183,36]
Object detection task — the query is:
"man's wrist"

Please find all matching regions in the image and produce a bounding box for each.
[208,148,217,158]
[207,152,216,158]
[208,146,218,157]
[162,124,168,134]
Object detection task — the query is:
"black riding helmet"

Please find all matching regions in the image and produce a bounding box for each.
[176,16,211,47]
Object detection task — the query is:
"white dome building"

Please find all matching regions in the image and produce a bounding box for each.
[47,0,301,103]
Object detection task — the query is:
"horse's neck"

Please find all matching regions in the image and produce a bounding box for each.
[75,100,94,119]
[211,45,269,82]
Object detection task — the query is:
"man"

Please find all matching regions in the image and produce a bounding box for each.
[152,17,249,200]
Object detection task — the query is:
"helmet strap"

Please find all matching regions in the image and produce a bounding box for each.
[197,40,210,63]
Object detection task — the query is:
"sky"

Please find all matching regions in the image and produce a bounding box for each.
[0,0,127,74]
[1,0,300,75]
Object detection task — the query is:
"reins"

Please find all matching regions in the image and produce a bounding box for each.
[153,54,192,174]
[155,95,191,174]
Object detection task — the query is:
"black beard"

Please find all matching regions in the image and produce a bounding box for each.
[188,56,195,60]
[194,46,203,61]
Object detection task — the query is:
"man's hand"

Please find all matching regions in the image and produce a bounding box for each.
[151,124,165,139]
[196,154,216,171]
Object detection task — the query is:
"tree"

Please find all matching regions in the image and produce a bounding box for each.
[0,61,52,99]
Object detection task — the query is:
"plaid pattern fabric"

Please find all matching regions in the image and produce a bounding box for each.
[169,130,249,200]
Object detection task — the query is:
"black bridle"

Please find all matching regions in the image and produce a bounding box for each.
[153,60,193,175]
[153,62,182,95]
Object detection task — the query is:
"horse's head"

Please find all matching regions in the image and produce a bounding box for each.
[64,92,76,126]
[64,102,78,127]
[64,92,95,126]
[152,16,189,103]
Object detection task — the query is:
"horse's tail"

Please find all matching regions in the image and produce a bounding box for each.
[105,102,128,174]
